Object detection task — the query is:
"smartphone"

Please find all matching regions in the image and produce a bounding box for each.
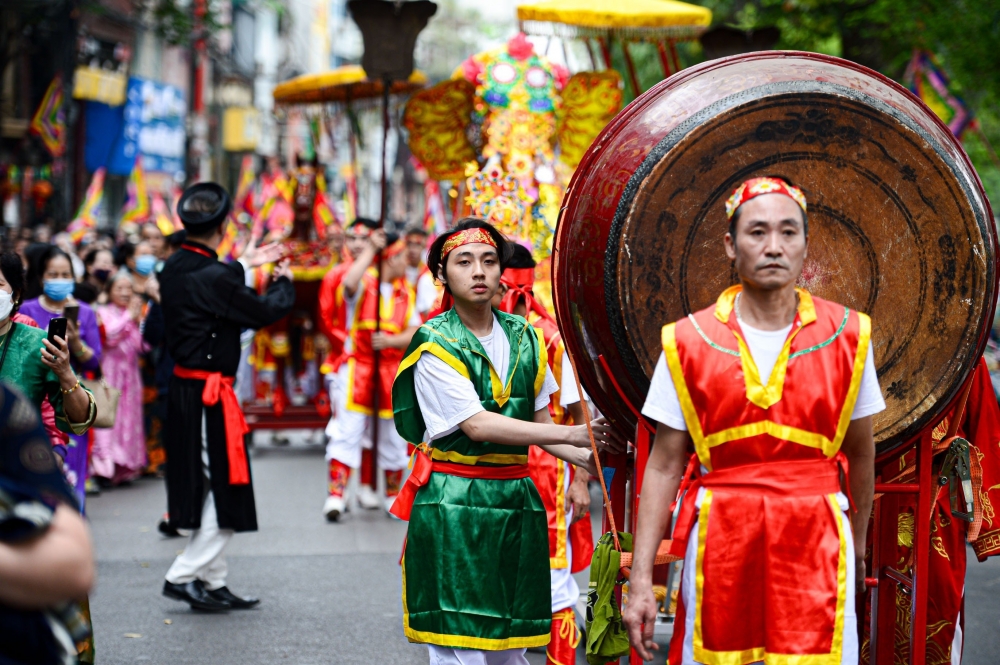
[47,317,68,346]
[64,304,80,324]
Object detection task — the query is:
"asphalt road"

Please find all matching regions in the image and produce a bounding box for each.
[86,434,998,664]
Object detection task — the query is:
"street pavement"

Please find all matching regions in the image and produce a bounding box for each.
[86,433,998,664]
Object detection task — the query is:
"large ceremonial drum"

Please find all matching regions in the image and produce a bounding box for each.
[553,52,997,454]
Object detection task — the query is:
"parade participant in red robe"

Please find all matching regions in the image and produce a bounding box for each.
[494,243,593,665]
[625,177,885,665]
[322,231,420,520]
[317,218,382,510]
[402,224,438,321]
[859,357,1000,664]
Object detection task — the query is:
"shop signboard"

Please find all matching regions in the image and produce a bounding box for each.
[123,77,186,177]
[85,77,186,178]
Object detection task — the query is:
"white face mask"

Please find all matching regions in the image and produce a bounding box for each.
[0,290,12,322]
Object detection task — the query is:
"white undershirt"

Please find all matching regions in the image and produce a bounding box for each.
[413,315,559,441]
[405,266,438,316]
[641,319,886,431]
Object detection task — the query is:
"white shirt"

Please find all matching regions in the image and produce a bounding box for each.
[406,266,438,316]
[559,354,590,408]
[413,315,559,441]
[641,319,886,430]
[343,281,422,354]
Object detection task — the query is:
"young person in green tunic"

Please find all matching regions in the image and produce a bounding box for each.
[391,219,621,665]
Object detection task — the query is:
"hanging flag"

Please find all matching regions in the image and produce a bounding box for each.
[904,50,972,139]
[151,191,177,236]
[67,168,106,243]
[30,76,66,158]
[423,179,446,235]
[340,164,357,226]
[234,155,256,215]
[312,172,338,240]
[121,158,151,223]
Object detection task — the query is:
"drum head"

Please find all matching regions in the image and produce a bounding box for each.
[554,53,996,453]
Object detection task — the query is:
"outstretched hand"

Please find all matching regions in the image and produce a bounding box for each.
[244,241,287,268]
[569,417,627,454]
[272,258,294,282]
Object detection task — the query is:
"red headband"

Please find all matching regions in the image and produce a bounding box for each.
[441,228,497,258]
[726,177,807,220]
[498,268,555,323]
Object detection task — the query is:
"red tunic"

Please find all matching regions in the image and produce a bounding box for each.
[525,311,594,573]
[665,286,870,665]
[317,258,351,374]
[340,271,415,419]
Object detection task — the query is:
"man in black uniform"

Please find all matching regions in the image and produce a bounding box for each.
[159,183,295,611]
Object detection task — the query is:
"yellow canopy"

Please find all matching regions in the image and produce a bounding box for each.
[273,65,428,105]
[517,0,711,40]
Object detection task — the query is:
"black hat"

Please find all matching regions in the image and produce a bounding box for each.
[177,182,232,235]
[347,217,379,232]
[0,382,78,512]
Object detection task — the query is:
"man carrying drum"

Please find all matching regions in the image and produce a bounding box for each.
[624,177,886,664]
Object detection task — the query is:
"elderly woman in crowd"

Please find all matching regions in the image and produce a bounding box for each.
[91,270,147,485]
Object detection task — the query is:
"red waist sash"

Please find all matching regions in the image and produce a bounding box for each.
[389,447,530,521]
[669,453,848,559]
[173,366,250,485]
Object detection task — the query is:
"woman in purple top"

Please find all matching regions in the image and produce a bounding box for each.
[21,246,103,503]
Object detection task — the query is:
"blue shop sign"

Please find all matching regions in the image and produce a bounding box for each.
[84,77,186,178]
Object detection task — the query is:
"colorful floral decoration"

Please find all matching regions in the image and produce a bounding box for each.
[404,33,623,259]
[464,163,533,238]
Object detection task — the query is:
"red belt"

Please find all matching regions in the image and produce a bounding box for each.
[389,447,530,521]
[668,453,848,559]
[173,366,250,485]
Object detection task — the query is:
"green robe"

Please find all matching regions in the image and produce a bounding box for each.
[393,308,552,650]
[0,323,90,434]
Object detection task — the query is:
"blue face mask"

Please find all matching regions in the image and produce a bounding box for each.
[134,255,157,276]
[43,279,75,302]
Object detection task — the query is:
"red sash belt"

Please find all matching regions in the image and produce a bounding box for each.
[389,447,530,521]
[173,366,251,485]
[668,453,848,559]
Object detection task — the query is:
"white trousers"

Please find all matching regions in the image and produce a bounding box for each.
[427,647,528,665]
[324,365,408,471]
[165,415,234,591]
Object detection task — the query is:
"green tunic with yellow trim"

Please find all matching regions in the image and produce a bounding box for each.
[392,308,552,650]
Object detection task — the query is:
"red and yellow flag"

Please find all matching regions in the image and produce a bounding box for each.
[121,158,150,223]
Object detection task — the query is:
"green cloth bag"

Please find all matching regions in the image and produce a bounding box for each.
[585,531,633,665]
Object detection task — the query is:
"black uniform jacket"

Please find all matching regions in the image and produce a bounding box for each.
[159,241,294,532]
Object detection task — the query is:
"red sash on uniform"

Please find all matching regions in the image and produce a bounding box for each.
[389,447,529,521]
[173,366,250,485]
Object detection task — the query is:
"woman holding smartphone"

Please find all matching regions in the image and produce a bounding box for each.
[21,246,103,499]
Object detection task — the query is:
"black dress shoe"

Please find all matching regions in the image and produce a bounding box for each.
[206,586,260,609]
[158,516,182,538]
[163,580,231,611]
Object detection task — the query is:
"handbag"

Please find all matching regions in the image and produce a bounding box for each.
[81,376,120,429]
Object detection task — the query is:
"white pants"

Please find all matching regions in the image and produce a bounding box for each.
[428,647,528,665]
[165,414,234,591]
[324,365,408,471]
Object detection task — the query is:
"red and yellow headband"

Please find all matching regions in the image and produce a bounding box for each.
[441,228,497,258]
[725,177,807,220]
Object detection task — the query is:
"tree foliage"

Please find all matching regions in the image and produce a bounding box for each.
[686,0,1000,203]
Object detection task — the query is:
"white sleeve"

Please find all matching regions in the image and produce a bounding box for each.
[640,352,688,431]
[535,363,560,412]
[851,344,886,420]
[407,308,422,327]
[559,356,590,407]
[415,273,438,314]
[413,353,485,440]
